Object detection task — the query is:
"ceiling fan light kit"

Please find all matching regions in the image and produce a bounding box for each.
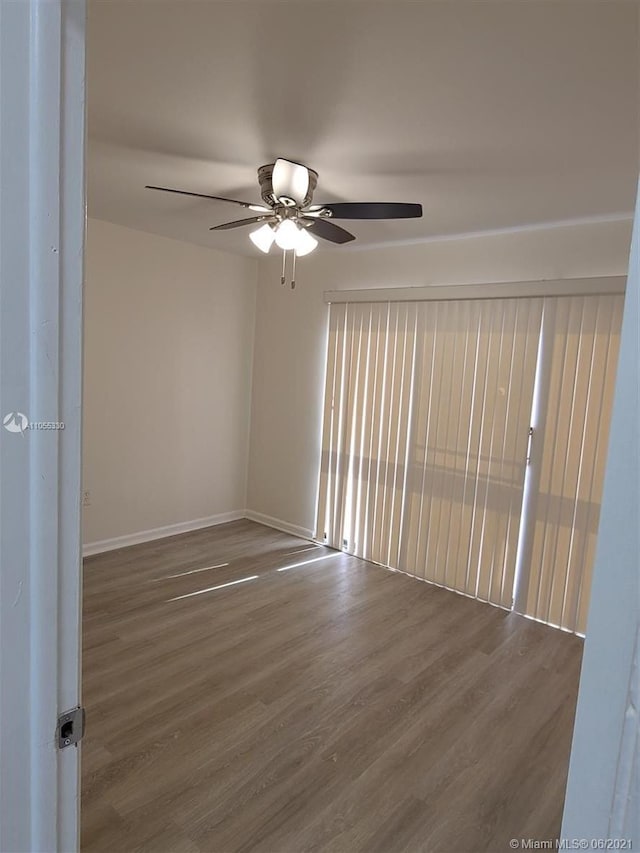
[146,158,423,288]
[249,223,276,253]
[274,218,303,251]
[293,227,318,257]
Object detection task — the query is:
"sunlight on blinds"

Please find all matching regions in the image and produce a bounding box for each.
[316,298,543,608]
[523,294,624,634]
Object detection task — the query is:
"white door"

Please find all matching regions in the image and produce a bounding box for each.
[0,1,86,850]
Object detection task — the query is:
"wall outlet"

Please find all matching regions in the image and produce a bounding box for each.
[82,490,91,507]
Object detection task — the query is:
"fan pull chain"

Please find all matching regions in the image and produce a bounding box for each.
[281,249,287,286]
[279,249,297,289]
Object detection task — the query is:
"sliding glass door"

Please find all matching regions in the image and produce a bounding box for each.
[515,294,624,633]
[316,292,623,633]
[316,297,542,609]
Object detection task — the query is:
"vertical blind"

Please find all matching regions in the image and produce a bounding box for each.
[316,297,543,609]
[522,294,624,634]
[317,292,623,634]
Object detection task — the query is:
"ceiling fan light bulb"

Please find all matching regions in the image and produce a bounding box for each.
[294,228,318,256]
[249,223,275,253]
[274,219,300,250]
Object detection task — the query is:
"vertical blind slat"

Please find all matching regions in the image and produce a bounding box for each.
[353,305,375,554]
[442,301,472,590]
[316,303,343,541]
[395,309,419,570]
[363,304,387,559]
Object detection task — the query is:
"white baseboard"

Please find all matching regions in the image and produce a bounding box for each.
[82,510,246,557]
[243,510,315,542]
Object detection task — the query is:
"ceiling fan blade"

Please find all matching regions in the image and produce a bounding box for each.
[318,202,423,220]
[209,215,273,231]
[304,217,356,244]
[272,159,310,205]
[146,185,270,212]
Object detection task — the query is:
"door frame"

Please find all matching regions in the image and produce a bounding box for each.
[561,180,640,839]
[0,1,86,850]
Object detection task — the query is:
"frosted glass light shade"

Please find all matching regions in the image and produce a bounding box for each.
[249,223,276,253]
[274,219,300,250]
[295,227,318,256]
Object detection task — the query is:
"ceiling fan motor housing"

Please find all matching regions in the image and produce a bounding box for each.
[258,163,318,208]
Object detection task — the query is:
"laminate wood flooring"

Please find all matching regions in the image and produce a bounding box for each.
[82,520,583,853]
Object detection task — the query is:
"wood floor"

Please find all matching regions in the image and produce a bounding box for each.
[82,520,583,853]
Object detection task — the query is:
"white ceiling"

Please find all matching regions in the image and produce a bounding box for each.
[88,0,640,257]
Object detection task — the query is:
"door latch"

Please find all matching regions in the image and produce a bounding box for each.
[57,707,85,749]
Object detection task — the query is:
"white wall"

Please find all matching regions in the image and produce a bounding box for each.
[83,218,257,546]
[247,218,633,536]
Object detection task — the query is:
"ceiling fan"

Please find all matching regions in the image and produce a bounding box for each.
[146,158,422,287]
